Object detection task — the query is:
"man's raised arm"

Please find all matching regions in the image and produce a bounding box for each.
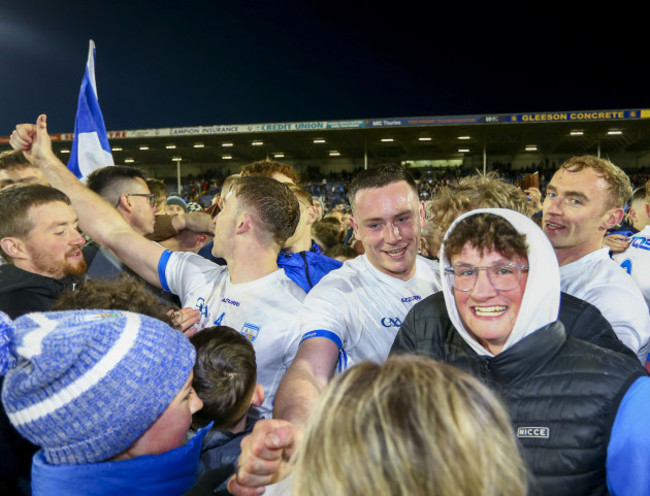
[272,336,339,425]
[10,114,164,287]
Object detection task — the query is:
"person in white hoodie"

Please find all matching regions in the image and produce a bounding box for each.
[392,208,650,496]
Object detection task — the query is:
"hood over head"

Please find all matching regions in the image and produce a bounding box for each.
[439,208,560,356]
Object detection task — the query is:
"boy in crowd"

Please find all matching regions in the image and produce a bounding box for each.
[187,327,264,495]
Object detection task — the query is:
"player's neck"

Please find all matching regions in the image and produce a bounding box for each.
[228,247,279,284]
[282,235,312,254]
[554,238,603,267]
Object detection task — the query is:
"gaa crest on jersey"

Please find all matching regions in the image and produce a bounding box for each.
[241,322,261,342]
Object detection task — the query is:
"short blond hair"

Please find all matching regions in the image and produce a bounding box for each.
[560,156,632,210]
[291,355,527,496]
[427,173,528,236]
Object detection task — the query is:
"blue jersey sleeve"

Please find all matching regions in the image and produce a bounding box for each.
[300,330,342,350]
[157,249,173,292]
[607,377,650,495]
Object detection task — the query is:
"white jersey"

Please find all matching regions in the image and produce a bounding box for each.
[559,247,650,363]
[612,225,650,311]
[298,254,441,371]
[159,250,306,417]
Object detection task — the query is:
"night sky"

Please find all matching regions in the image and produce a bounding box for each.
[1,2,646,135]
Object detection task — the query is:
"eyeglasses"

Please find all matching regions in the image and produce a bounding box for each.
[444,263,529,292]
[115,193,156,208]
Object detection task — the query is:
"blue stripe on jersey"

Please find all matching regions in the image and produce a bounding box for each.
[337,348,348,373]
[300,330,342,350]
[158,249,173,292]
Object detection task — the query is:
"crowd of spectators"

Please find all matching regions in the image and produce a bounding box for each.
[177,162,650,211]
[1,115,650,496]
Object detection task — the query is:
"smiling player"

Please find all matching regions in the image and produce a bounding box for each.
[272,164,442,424]
[542,156,650,363]
[227,164,442,495]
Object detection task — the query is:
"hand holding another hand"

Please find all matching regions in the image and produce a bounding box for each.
[228,419,303,496]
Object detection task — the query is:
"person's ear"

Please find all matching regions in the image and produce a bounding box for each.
[349,216,361,241]
[236,212,251,234]
[0,237,27,260]
[115,193,133,213]
[190,233,208,250]
[305,205,317,226]
[600,207,624,231]
[250,384,264,408]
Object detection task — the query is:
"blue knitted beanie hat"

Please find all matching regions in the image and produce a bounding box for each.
[0,310,195,465]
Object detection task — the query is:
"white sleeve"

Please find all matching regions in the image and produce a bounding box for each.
[159,250,224,304]
[298,281,353,351]
[583,283,650,364]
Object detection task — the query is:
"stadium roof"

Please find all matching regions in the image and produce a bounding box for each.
[4,108,650,170]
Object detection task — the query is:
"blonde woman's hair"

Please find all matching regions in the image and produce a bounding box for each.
[291,355,527,496]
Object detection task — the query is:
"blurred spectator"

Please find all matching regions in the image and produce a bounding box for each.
[0,150,49,190]
[167,194,188,216]
[240,160,299,185]
[323,243,358,262]
[311,218,342,252]
[146,178,169,214]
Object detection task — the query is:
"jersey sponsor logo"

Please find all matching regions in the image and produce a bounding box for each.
[516,426,550,439]
[241,322,261,342]
[195,297,208,319]
[401,295,421,303]
[630,236,650,251]
[380,317,402,328]
[221,297,240,307]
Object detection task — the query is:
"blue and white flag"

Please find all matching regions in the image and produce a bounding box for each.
[67,39,114,181]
